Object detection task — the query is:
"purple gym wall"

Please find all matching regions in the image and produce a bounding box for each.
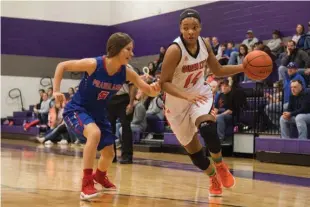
[113,1,310,57]
[1,17,111,59]
[1,1,310,77]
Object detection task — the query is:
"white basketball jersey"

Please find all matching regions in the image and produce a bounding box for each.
[170,36,209,92]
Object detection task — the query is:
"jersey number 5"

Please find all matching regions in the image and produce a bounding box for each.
[97,91,110,100]
[184,71,203,88]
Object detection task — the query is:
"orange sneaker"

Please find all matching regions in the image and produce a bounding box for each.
[215,162,235,188]
[209,174,222,197]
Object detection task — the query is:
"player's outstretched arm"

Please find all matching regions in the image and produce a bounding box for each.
[53,58,97,104]
[126,67,160,97]
[203,39,244,77]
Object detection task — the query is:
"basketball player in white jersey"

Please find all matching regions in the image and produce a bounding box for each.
[160,9,245,197]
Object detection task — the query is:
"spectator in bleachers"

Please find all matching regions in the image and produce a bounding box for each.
[213,80,234,141]
[34,89,45,110]
[253,41,264,51]
[304,21,310,56]
[147,62,156,76]
[212,37,221,58]
[242,30,259,52]
[264,81,283,127]
[47,87,53,100]
[283,62,307,110]
[144,94,165,140]
[267,30,283,57]
[278,40,310,81]
[218,43,228,65]
[224,42,238,59]
[280,80,310,139]
[237,44,249,82]
[68,87,75,99]
[156,46,166,71]
[119,90,148,140]
[33,92,50,125]
[292,24,306,49]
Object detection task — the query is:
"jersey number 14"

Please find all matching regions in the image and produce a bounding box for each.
[184,71,203,88]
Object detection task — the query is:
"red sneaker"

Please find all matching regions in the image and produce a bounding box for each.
[215,162,235,188]
[80,176,100,201]
[209,174,222,197]
[93,173,116,191]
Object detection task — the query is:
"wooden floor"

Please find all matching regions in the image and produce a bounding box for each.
[1,139,310,207]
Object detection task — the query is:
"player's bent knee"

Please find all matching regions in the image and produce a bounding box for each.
[189,148,210,171]
[101,145,115,158]
[84,123,101,143]
[195,114,215,127]
[199,121,221,154]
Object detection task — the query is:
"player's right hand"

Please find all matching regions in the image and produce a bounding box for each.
[186,93,207,106]
[53,92,65,107]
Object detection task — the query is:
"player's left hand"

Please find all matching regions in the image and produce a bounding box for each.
[126,104,134,115]
[149,82,161,97]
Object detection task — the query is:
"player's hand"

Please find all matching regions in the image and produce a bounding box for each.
[186,93,208,106]
[126,104,134,115]
[53,92,65,107]
[149,82,161,97]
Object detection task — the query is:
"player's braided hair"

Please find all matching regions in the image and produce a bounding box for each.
[106,32,133,58]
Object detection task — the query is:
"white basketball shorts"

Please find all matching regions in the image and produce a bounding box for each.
[165,84,214,146]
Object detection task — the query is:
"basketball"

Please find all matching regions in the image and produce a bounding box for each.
[243,50,273,81]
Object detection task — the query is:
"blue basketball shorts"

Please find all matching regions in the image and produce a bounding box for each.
[63,111,116,151]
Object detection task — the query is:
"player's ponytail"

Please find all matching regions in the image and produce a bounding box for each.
[106,32,133,58]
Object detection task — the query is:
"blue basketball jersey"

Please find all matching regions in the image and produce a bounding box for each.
[64,56,127,119]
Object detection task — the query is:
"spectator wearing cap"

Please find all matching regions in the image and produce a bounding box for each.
[278,40,310,81]
[213,80,234,141]
[228,30,258,65]
[242,30,259,52]
[283,62,306,110]
[267,30,283,56]
[280,79,310,139]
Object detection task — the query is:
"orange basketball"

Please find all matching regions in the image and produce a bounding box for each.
[243,50,272,81]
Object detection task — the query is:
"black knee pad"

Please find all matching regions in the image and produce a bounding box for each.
[199,121,221,154]
[189,148,210,171]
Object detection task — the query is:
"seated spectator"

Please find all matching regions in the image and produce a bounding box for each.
[237,44,249,82]
[147,62,157,76]
[223,41,238,59]
[144,95,165,140]
[213,80,234,141]
[119,90,148,139]
[292,24,306,49]
[68,87,75,99]
[253,41,264,51]
[304,21,310,56]
[212,37,221,58]
[218,43,229,65]
[242,30,259,52]
[267,30,283,57]
[278,40,310,81]
[47,87,53,100]
[264,82,283,127]
[34,89,45,111]
[280,80,310,139]
[156,46,166,70]
[33,92,50,125]
[283,62,307,110]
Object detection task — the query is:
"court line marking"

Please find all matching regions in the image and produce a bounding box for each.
[2,142,310,188]
[1,184,244,207]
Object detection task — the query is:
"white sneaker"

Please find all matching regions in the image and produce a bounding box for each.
[57,139,68,145]
[36,136,45,143]
[145,133,154,140]
[44,140,53,145]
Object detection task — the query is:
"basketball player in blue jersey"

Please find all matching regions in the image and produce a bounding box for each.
[52,32,160,201]
[161,9,245,197]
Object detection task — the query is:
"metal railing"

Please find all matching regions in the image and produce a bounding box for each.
[8,88,25,111]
